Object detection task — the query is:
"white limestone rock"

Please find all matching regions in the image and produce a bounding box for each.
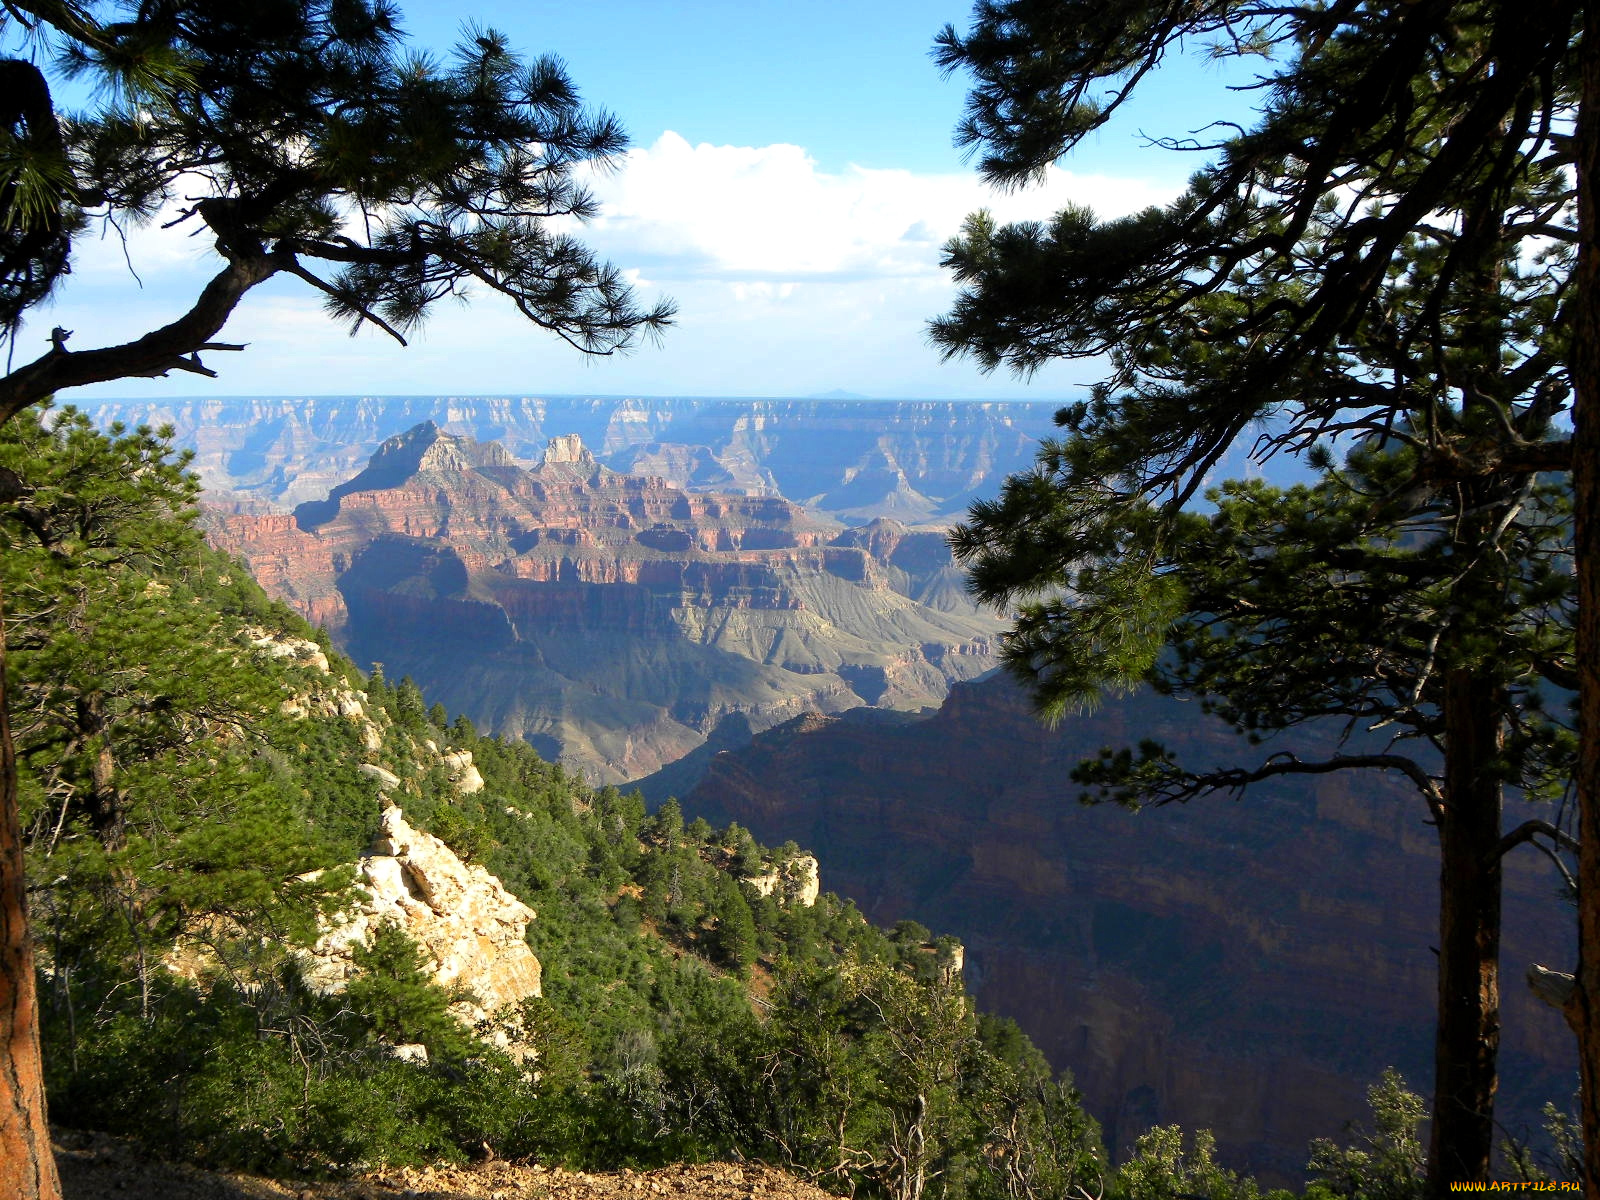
[440,749,485,794]
[358,763,401,791]
[542,433,596,467]
[249,632,331,674]
[745,854,820,908]
[246,628,378,744]
[302,808,542,1031]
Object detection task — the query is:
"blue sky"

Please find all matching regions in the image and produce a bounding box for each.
[19,1,1264,401]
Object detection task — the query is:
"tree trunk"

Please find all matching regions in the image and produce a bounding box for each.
[1573,4,1600,1197]
[1426,668,1503,1195]
[0,579,60,1199]
[76,694,123,852]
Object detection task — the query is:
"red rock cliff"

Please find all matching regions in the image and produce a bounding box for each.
[208,424,1000,781]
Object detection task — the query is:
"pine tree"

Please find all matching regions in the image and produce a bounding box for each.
[652,798,685,851]
[0,3,673,1192]
[0,409,355,1188]
[933,2,1581,1190]
[2,407,287,851]
[842,954,977,1200]
[0,0,673,407]
[345,920,472,1061]
[711,873,757,976]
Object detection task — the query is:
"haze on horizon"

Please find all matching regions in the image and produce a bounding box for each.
[18,1,1262,406]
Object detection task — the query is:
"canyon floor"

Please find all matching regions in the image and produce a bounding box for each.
[55,1132,833,1200]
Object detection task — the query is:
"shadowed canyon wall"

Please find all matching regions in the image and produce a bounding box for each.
[651,673,1577,1185]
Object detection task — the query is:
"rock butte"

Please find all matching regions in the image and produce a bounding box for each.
[209,423,1001,782]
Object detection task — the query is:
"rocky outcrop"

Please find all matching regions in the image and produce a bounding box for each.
[441,749,485,794]
[246,628,381,749]
[303,807,542,1029]
[542,433,596,467]
[209,424,1000,781]
[357,763,401,791]
[745,854,820,907]
[671,673,1576,1186]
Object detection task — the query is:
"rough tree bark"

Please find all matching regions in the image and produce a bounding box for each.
[1430,669,1504,1193]
[0,237,269,1200]
[0,578,60,1200]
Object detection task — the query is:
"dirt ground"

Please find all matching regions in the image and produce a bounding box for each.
[54,1131,837,1200]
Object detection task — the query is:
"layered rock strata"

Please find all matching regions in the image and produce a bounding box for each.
[78,393,1065,523]
[210,424,1000,781]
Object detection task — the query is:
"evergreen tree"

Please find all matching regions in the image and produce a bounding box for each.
[964,1015,1103,1200]
[710,873,757,976]
[344,920,472,1061]
[1306,1070,1428,1200]
[724,822,764,878]
[392,677,428,735]
[2,406,287,851]
[652,798,685,851]
[1114,1127,1264,1200]
[1042,446,1577,1190]
[933,3,1583,1189]
[0,3,673,1189]
[0,0,673,407]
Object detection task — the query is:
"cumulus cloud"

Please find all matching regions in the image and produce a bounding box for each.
[576,131,1179,285]
[42,133,1182,399]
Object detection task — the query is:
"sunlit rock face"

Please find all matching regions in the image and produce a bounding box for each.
[245,626,380,746]
[665,673,1576,1188]
[441,749,485,794]
[302,806,542,1027]
[208,423,1000,782]
[745,854,820,908]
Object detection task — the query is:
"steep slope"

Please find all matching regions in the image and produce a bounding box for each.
[209,423,1000,781]
[75,394,1062,522]
[3,405,1116,1200]
[658,672,1577,1184]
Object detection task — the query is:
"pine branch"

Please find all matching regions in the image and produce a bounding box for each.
[1076,743,1445,821]
[0,250,280,421]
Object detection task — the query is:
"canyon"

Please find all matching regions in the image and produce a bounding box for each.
[208,421,1000,781]
[645,672,1578,1184]
[115,392,1573,1181]
[75,393,1063,524]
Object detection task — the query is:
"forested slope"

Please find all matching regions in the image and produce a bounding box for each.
[11,407,1555,1199]
[4,407,1102,1199]
[659,675,1577,1183]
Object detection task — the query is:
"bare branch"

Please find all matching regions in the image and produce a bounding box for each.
[1141,751,1445,822]
[1494,818,1580,861]
[281,262,408,346]
[0,250,280,420]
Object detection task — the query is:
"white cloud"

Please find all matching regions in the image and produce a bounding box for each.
[576,131,1178,285]
[40,134,1178,400]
